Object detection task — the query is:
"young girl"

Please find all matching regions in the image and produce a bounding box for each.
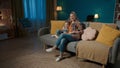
[52,21,69,38]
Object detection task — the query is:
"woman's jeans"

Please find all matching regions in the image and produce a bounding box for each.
[55,33,77,52]
[56,30,63,36]
[56,29,68,36]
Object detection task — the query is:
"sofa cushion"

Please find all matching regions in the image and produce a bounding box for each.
[89,22,103,32]
[96,25,120,47]
[50,20,65,35]
[89,22,117,32]
[40,34,57,46]
[67,41,79,53]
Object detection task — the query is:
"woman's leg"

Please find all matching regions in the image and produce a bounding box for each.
[50,33,69,50]
[56,38,68,61]
[56,30,63,36]
[46,33,76,53]
[56,34,77,61]
[56,33,76,46]
[46,30,64,52]
[58,38,68,53]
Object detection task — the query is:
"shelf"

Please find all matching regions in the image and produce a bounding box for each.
[114,19,120,21]
[115,11,120,13]
[114,0,120,23]
[116,3,120,5]
[116,0,120,3]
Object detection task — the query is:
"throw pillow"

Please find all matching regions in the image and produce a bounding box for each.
[50,20,65,35]
[89,23,117,32]
[96,24,120,47]
[89,22,103,32]
[81,27,97,41]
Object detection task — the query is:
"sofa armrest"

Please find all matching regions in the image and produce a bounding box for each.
[38,27,50,37]
[109,37,120,64]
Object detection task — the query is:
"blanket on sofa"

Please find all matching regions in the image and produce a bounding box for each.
[76,41,110,65]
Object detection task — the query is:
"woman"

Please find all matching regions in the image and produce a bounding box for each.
[46,11,85,62]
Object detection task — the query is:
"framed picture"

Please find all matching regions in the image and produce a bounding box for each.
[117,13,120,20]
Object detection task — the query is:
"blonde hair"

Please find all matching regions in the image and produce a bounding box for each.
[70,11,77,19]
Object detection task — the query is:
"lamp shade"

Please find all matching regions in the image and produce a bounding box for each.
[94,14,99,19]
[56,6,62,11]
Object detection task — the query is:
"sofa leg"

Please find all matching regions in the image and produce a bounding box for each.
[43,44,47,49]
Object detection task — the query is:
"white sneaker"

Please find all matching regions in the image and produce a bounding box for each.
[56,56,63,62]
[54,35,58,38]
[46,48,53,52]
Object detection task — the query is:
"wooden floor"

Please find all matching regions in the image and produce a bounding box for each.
[0,35,120,68]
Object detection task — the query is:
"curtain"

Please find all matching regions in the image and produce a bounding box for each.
[46,0,56,26]
[23,0,46,31]
[11,0,24,37]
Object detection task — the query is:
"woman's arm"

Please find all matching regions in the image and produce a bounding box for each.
[69,30,83,34]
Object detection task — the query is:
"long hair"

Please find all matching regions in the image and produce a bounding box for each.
[70,11,77,19]
[66,11,79,25]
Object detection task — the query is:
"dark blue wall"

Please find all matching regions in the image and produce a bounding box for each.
[57,0,115,23]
